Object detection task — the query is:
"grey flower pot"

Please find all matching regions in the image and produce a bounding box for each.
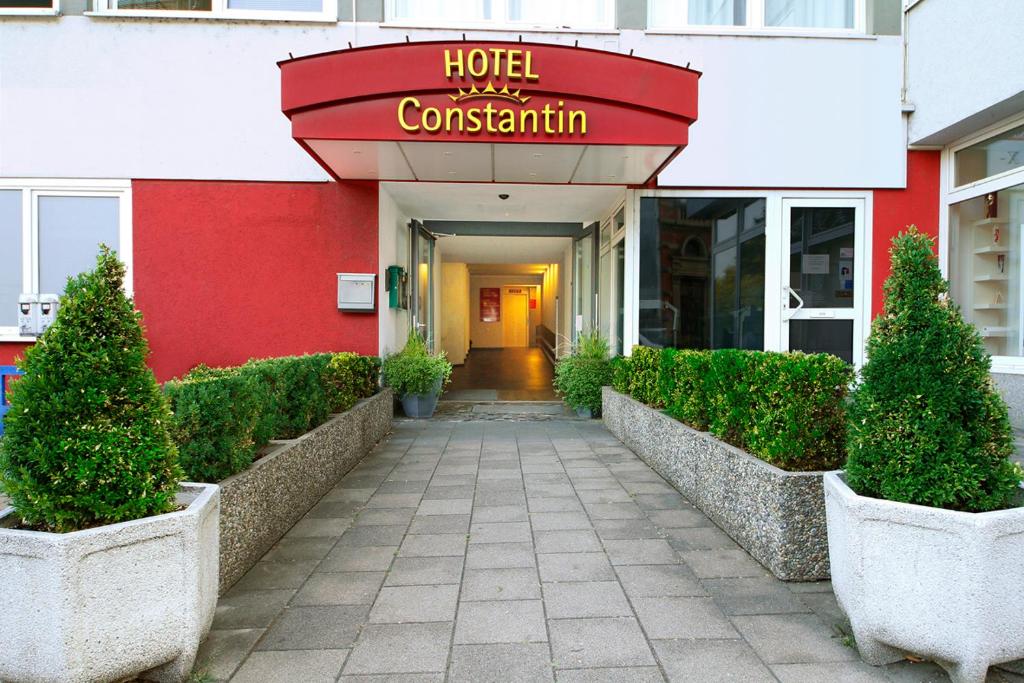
[401,378,443,418]
[575,406,593,419]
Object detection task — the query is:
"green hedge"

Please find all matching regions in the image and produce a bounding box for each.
[165,352,380,483]
[618,346,852,472]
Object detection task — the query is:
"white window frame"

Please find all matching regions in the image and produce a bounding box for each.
[383,0,615,32]
[0,179,132,343]
[646,0,866,36]
[0,0,59,16]
[627,188,873,367]
[940,112,1024,374]
[88,0,338,23]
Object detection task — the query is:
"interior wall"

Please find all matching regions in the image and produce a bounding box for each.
[378,188,411,356]
[469,275,543,349]
[541,264,560,344]
[440,262,470,364]
[561,242,574,354]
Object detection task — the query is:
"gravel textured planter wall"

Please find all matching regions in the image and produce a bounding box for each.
[602,387,829,581]
[0,483,220,683]
[825,472,1024,683]
[218,389,393,593]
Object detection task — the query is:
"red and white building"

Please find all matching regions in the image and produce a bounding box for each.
[1,0,1022,423]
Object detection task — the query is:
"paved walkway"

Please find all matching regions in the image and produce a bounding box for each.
[196,417,1021,682]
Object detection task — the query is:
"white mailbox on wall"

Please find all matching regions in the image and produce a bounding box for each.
[337,273,376,312]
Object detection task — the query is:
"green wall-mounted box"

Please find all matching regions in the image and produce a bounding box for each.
[385,265,408,310]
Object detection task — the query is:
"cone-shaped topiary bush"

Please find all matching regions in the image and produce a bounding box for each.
[846,226,1022,512]
[0,246,182,532]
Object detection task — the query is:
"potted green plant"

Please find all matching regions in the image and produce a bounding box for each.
[824,227,1024,683]
[0,246,219,683]
[554,329,613,418]
[382,333,452,418]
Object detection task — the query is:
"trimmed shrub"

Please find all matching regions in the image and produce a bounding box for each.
[381,333,452,397]
[622,345,663,407]
[326,352,381,411]
[706,349,758,448]
[554,356,614,414]
[846,227,1022,512]
[0,247,182,532]
[244,354,333,439]
[610,355,630,395]
[660,349,711,430]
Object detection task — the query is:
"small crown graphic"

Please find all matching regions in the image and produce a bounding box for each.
[449,82,531,105]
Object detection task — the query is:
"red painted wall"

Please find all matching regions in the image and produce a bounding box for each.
[0,343,31,367]
[871,150,942,316]
[133,180,379,381]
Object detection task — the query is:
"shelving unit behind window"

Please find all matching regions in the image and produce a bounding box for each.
[0,0,58,15]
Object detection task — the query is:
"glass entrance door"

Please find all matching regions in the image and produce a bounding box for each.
[410,220,435,351]
[573,224,596,346]
[781,198,865,365]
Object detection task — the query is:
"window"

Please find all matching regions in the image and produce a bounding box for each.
[92,0,336,21]
[954,122,1024,188]
[0,0,58,14]
[648,0,859,31]
[0,182,131,341]
[386,0,613,29]
[639,197,766,350]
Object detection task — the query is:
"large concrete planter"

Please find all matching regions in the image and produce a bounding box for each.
[602,387,829,581]
[824,472,1024,683]
[0,482,220,683]
[218,389,392,592]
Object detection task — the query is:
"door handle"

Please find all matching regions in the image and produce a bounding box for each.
[784,286,804,321]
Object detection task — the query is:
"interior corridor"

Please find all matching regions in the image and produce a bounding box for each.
[444,348,557,402]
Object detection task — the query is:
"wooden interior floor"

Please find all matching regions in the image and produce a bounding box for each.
[443,347,558,402]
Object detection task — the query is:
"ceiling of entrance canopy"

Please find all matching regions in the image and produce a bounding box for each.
[279,41,700,185]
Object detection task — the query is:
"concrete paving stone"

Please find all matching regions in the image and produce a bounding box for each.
[343,622,453,675]
[570,478,624,491]
[632,493,691,510]
[408,513,472,534]
[385,556,465,586]
[584,503,645,520]
[320,487,377,503]
[787,580,833,593]
[652,638,776,683]
[465,541,537,569]
[632,596,738,639]
[702,577,810,616]
[340,674,444,682]
[422,485,477,500]
[614,564,706,599]
[478,469,522,481]
[680,549,771,578]
[337,525,410,548]
[534,529,604,554]
[522,462,566,474]
[352,507,416,526]
[454,599,548,644]
[663,526,742,552]
[230,649,349,683]
[470,521,533,544]
[555,667,665,682]
[798,591,848,627]
[213,589,294,630]
[882,660,956,682]
[257,605,370,651]
[448,643,554,683]
[646,508,714,529]
[592,518,662,540]
[525,473,572,485]
[603,539,678,566]
[475,489,529,506]
[292,572,385,606]
[618,482,678,496]
[232,561,319,591]
[548,617,656,669]
[417,498,474,515]
[306,500,363,519]
[527,483,578,497]
[398,533,468,557]
[529,496,585,513]
[576,488,633,504]
[193,628,264,680]
[731,613,860,664]
[530,512,593,531]
[370,584,460,623]
[461,567,542,601]
[320,545,397,572]
[542,581,633,618]
[473,504,529,523]
[537,552,616,582]
[338,476,387,490]
[428,474,477,487]
[260,537,337,563]
[770,661,892,682]
[366,493,424,508]
[284,517,352,539]
[377,480,430,494]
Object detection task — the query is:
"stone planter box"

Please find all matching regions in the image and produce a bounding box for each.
[217,389,392,593]
[825,472,1024,683]
[0,483,220,683]
[602,387,829,581]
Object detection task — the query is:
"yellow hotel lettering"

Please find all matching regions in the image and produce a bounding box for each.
[397,48,587,137]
